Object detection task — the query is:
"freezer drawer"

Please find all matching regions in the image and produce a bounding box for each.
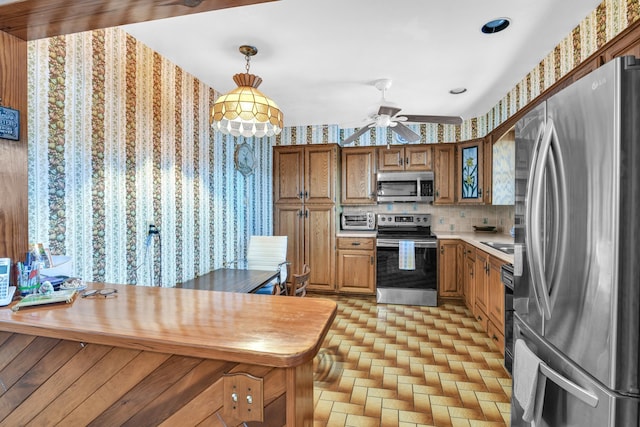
[512,315,640,427]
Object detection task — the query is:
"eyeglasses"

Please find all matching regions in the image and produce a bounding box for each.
[81,288,118,298]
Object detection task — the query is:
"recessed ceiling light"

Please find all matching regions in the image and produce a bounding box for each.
[481,18,510,34]
[449,88,467,95]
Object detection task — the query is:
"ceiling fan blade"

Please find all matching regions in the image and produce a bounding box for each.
[391,122,420,143]
[378,105,401,117]
[399,114,463,125]
[342,125,373,145]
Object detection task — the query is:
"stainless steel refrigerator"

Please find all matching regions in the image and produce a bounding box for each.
[512,55,640,426]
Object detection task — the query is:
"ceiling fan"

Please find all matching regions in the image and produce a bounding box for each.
[342,78,463,146]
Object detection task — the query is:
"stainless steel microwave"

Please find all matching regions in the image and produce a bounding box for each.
[376,171,434,203]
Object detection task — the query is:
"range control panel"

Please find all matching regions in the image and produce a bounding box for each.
[376,214,431,227]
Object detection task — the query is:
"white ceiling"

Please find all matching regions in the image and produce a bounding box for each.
[122,0,602,128]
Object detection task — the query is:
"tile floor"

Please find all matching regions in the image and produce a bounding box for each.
[311,294,512,427]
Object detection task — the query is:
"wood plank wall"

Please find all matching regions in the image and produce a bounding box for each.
[0,31,28,267]
[0,332,290,426]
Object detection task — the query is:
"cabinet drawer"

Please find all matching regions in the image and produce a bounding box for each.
[464,244,476,261]
[337,237,374,250]
[474,305,489,332]
[487,320,505,355]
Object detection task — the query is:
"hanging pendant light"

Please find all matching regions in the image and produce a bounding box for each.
[210,45,283,138]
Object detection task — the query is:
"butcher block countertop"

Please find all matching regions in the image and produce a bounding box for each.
[0,283,337,368]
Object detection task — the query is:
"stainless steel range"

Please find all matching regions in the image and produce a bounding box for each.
[376,213,437,306]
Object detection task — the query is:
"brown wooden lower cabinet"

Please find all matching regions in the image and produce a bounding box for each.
[437,239,462,298]
[463,243,476,311]
[456,242,508,355]
[336,237,375,294]
[474,249,490,316]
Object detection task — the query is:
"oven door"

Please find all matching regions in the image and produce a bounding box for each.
[376,239,438,306]
[376,239,437,289]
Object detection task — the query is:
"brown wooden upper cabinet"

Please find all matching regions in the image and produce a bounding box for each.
[433,143,456,204]
[341,146,377,205]
[273,145,337,205]
[456,138,485,205]
[377,145,433,172]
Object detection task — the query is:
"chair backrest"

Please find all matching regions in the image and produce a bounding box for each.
[247,235,288,284]
[291,264,310,297]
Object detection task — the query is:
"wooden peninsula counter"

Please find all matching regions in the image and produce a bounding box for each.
[0,283,337,426]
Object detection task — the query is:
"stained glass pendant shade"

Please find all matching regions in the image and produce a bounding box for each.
[210,45,283,138]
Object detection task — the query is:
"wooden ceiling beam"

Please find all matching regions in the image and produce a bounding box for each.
[0,0,276,40]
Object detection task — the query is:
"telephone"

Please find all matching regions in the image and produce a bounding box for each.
[0,258,16,306]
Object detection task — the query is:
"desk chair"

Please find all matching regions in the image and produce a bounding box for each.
[290,264,310,297]
[245,236,289,295]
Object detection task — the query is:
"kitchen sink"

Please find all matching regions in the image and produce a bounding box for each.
[481,241,515,255]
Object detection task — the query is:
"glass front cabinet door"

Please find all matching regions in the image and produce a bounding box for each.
[457,139,484,204]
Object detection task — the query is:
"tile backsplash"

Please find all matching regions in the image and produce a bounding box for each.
[342,204,514,235]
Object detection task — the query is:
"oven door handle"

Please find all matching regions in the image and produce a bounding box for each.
[376,239,437,249]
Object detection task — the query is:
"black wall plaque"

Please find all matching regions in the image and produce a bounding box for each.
[0,106,20,141]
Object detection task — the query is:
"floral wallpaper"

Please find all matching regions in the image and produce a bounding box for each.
[28,29,275,286]
[27,0,638,286]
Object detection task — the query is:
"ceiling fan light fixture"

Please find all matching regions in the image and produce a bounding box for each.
[481,18,510,34]
[211,45,283,138]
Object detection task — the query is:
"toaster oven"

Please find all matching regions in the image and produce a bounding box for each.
[341,212,376,230]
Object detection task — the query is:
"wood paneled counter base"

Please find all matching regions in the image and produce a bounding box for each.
[0,284,337,426]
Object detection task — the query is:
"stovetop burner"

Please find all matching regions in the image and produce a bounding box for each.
[376,213,435,240]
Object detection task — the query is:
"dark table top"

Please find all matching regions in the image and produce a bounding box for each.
[176,268,279,293]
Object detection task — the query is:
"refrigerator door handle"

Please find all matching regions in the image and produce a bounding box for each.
[539,363,599,408]
[542,122,568,317]
[525,120,548,318]
[528,118,568,320]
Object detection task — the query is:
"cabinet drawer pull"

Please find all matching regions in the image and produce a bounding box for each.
[370,256,374,265]
[351,242,361,246]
